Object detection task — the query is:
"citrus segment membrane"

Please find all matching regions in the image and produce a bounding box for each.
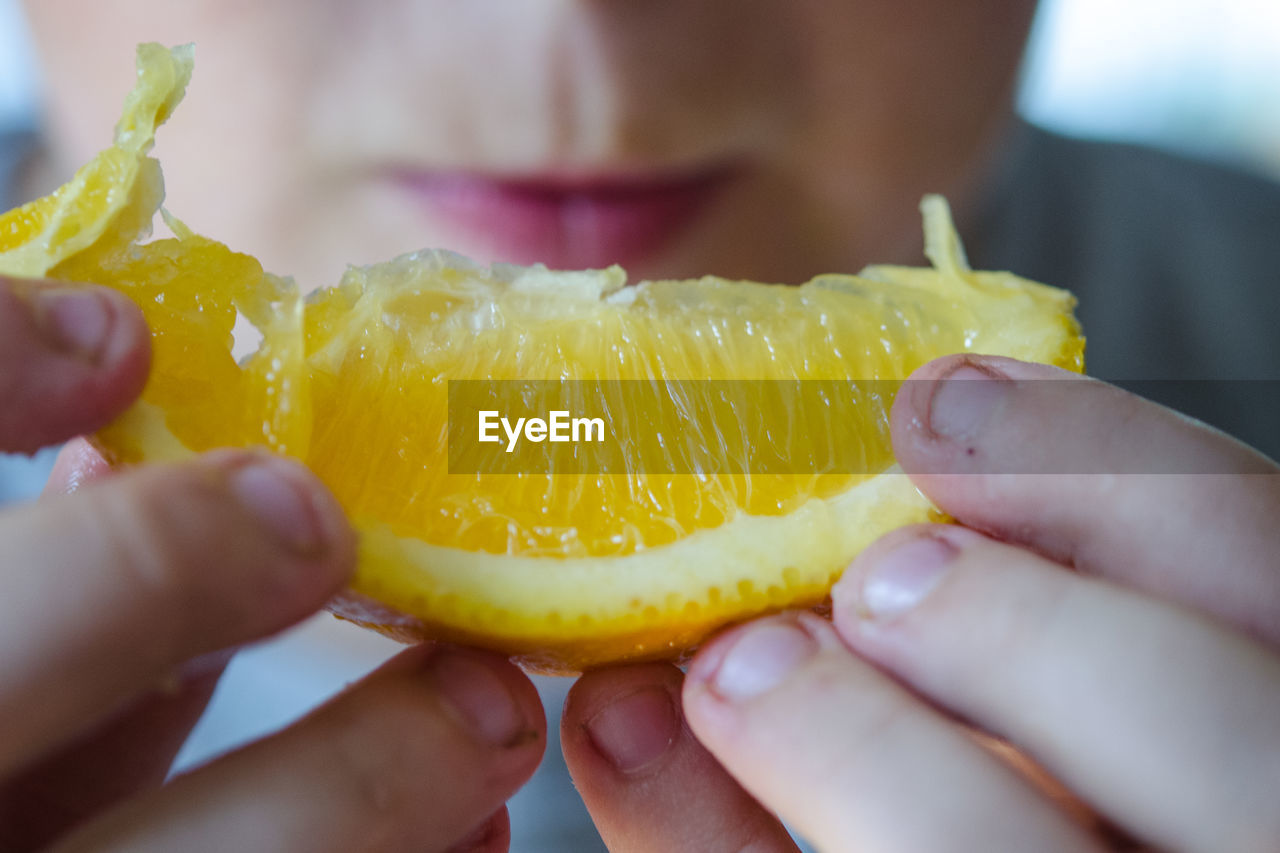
[0,43,190,275]
[0,44,1085,672]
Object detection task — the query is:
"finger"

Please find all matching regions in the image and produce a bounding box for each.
[0,278,150,454]
[53,645,546,853]
[0,653,229,852]
[562,663,799,853]
[833,523,1280,853]
[682,613,1103,853]
[43,438,115,496]
[892,354,1280,645]
[0,449,354,776]
[14,433,225,849]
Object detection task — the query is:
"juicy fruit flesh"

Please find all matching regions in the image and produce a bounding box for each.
[0,45,1084,671]
[314,266,895,557]
[302,253,1078,559]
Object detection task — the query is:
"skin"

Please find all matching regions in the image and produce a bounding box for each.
[6,1,1280,850]
[18,0,1035,287]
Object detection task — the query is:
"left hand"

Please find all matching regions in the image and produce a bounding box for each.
[559,354,1280,852]
[0,278,546,853]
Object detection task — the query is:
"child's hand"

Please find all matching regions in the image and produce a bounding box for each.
[562,355,1280,853]
[0,277,544,852]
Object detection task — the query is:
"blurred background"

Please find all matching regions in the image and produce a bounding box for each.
[1019,0,1280,177]
[2,0,1279,849]
[6,0,1280,179]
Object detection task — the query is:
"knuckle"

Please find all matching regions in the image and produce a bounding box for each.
[88,465,251,664]
[322,684,455,840]
[799,675,921,810]
[771,655,917,783]
[937,552,1074,693]
[839,676,917,757]
[312,674,535,848]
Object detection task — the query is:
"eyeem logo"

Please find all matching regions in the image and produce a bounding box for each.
[446,378,901,475]
[478,410,605,453]
[446,379,1275,476]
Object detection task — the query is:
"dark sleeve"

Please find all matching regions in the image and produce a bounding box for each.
[967,122,1280,458]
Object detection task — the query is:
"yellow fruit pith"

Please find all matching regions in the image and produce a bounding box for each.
[0,45,1084,672]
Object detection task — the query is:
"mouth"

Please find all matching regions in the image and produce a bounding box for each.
[386,164,742,270]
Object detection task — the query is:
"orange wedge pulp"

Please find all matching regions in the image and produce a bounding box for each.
[0,44,1084,672]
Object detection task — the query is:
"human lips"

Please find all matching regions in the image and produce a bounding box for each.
[387,165,741,270]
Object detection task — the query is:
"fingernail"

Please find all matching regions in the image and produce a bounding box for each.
[928,363,1009,441]
[226,456,340,556]
[585,686,680,774]
[859,534,956,618]
[707,619,818,702]
[33,287,115,362]
[429,649,529,748]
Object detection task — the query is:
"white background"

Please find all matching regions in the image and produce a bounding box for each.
[1019,0,1280,175]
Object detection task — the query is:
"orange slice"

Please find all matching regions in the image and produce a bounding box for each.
[0,44,1084,672]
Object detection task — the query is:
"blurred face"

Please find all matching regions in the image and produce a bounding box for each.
[21,0,1036,288]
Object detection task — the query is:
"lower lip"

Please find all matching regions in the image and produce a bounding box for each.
[388,166,740,270]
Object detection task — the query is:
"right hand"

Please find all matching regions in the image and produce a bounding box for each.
[558,355,1280,852]
[0,276,545,853]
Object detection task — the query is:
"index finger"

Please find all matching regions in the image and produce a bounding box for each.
[890,354,1280,645]
[0,450,354,776]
